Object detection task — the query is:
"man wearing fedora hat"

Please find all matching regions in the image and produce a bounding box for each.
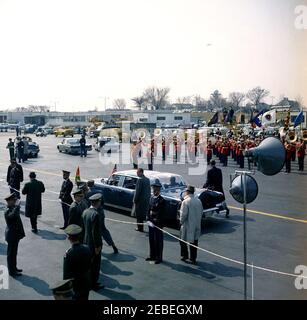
[146,181,165,264]
[4,193,25,276]
[22,172,45,233]
[179,185,203,265]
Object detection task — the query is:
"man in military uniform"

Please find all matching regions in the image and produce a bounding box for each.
[63,224,92,300]
[146,182,165,264]
[68,188,85,241]
[4,193,25,276]
[22,172,45,233]
[6,159,24,199]
[82,193,103,291]
[132,168,151,232]
[87,180,118,254]
[6,138,15,160]
[50,279,74,300]
[59,170,73,229]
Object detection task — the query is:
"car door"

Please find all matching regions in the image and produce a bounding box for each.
[121,176,138,211]
[102,174,124,209]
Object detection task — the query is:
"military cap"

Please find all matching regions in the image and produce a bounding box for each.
[62,170,70,174]
[64,224,82,236]
[49,279,73,296]
[89,193,102,201]
[151,181,162,188]
[4,193,17,201]
[72,187,83,196]
[76,181,87,189]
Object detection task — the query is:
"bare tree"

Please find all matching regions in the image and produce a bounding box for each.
[113,98,126,109]
[228,92,245,110]
[210,90,227,110]
[142,86,170,110]
[176,96,192,104]
[131,96,147,110]
[246,87,269,107]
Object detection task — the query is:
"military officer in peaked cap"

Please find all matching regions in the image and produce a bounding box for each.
[4,193,25,277]
[50,279,74,300]
[63,224,92,300]
[59,170,73,229]
[82,193,104,291]
[68,188,85,242]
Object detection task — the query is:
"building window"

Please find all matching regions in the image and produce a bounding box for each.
[139,118,148,122]
[174,116,183,120]
[157,116,166,121]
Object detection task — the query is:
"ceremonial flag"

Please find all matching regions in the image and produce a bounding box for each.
[294,111,304,127]
[226,108,235,123]
[250,109,265,127]
[75,166,81,183]
[111,164,117,175]
[261,110,276,126]
[208,112,219,126]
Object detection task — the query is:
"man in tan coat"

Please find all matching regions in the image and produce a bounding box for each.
[179,185,203,264]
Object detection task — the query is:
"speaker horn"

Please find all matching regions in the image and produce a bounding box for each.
[229,174,258,204]
[244,137,285,176]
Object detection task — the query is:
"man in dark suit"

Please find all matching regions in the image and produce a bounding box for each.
[22,172,45,233]
[82,193,103,291]
[63,224,92,300]
[6,159,23,199]
[132,168,151,232]
[203,160,229,217]
[4,193,25,277]
[203,160,224,193]
[59,170,73,229]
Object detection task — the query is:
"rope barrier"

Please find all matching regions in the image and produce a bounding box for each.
[1,181,306,280]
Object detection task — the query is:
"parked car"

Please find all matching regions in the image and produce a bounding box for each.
[35,128,48,137]
[54,127,74,137]
[0,123,8,132]
[94,136,120,153]
[23,124,37,134]
[57,138,92,155]
[93,170,229,226]
[14,136,40,158]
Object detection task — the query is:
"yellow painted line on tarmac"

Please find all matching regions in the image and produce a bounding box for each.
[229,205,307,224]
[1,162,306,224]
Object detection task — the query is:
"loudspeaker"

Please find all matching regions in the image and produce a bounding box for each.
[229,174,258,204]
[244,137,285,176]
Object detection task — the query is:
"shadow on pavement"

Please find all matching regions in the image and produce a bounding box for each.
[102,251,137,263]
[162,260,216,280]
[102,259,133,277]
[0,242,7,255]
[202,219,239,234]
[196,261,245,278]
[99,274,133,292]
[15,274,52,296]
[36,229,66,240]
[94,288,135,300]
[225,214,255,223]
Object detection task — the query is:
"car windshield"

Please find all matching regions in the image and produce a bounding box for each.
[68,139,80,144]
[150,175,187,190]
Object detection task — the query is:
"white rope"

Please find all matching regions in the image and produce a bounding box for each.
[2,182,306,280]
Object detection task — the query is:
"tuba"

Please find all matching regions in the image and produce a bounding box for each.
[286,128,297,143]
[300,129,307,142]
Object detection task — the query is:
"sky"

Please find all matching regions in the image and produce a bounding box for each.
[0,0,306,111]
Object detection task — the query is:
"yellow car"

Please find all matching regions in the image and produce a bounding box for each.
[54,127,74,137]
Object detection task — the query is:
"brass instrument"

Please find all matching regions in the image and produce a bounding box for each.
[300,129,307,142]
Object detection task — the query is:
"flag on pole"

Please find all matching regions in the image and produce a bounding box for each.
[261,110,276,126]
[250,109,265,127]
[111,164,117,175]
[294,111,304,127]
[208,112,219,126]
[75,166,81,183]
